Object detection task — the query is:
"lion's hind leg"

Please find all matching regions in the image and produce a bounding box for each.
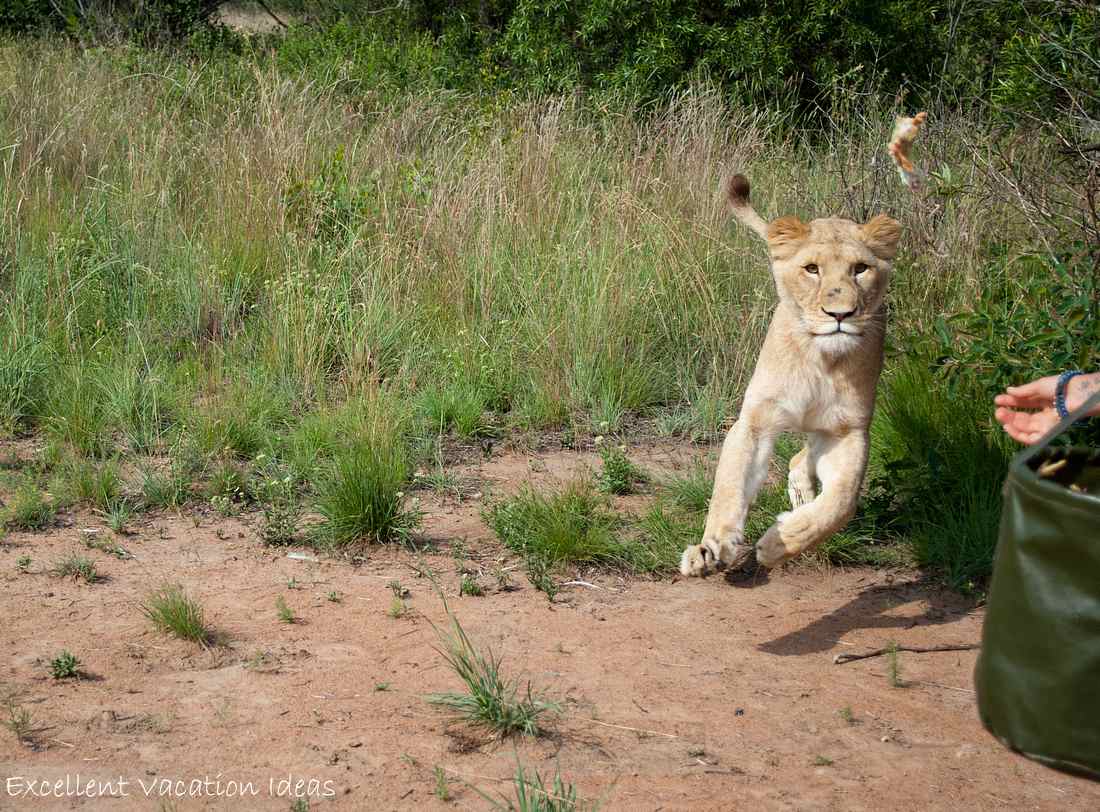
[786,443,816,509]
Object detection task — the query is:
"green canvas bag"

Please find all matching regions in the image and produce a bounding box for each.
[975,390,1100,780]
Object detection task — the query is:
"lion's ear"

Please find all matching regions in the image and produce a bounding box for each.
[862,215,901,260]
[766,216,809,259]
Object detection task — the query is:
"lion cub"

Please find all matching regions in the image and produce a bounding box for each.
[681,176,901,575]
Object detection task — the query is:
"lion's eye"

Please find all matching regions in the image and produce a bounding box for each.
[852,263,868,275]
[804,264,819,275]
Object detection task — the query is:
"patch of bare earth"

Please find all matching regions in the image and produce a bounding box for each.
[215,4,293,35]
[2,440,1098,810]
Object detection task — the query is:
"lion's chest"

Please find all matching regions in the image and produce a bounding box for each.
[755,364,873,434]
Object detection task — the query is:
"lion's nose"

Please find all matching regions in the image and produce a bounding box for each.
[822,307,857,323]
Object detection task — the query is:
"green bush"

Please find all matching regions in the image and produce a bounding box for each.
[871,361,1015,591]
[926,252,1100,446]
[1,0,227,40]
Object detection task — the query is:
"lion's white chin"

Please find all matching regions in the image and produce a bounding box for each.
[812,331,862,355]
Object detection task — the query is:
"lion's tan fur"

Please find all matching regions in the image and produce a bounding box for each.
[681,176,901,575]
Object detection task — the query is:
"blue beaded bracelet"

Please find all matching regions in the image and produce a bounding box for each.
[1054,370,1087,425]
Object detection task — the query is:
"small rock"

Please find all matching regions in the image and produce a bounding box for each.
[881,735,891,743]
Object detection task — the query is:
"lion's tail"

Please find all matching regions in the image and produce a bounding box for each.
[724,175,769,242]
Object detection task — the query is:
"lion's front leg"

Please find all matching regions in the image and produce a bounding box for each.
[757,431,868,568]
[680,416,775,576]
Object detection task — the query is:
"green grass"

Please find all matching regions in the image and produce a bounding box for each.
[52,553,99,583]
[312,417,419,547]
[3,695,35,745]
[476,763,597,811]
[427,609,559,738]
[485,482,623,567]
[886,641,903,688]
[276,596,296,624]
[871,360,1016,590]
[0,33,1078,592]
[141,584,211,643]
[661,463,714,515]
[49,456,121,511]
[141,467,191,509]
[3,485,54,531]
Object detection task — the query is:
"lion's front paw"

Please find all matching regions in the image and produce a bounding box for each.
[755,514,798,569]
[755,531,791,569]
[680,538,751,577]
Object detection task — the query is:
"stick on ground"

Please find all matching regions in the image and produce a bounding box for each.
[833,643,979,665]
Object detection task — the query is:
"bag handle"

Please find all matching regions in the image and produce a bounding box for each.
[1019,387,1100,465]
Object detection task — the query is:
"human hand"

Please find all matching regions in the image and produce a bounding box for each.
[994,372,1100,445]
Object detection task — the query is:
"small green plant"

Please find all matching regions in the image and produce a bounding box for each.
[84,533,131,559]
[4,485,54,531]
[105,498,133,534]
[207,461,247,503]
[16,555,31,572]
[388,578,411,616]
[838,706,856,725]
[434,766,451,801]
[49,650,81,679]
[596,442,646,495]
[141,584,211,643]
[374,682,391,692]
[276,596,296,624]
[259,493,300,546]
[476,762,593,811]
[460,574,484,597]
[427,608,559,738]
[326,590,341,603]
[813,755,834,767]
[388,596,409,618]
[493,564,515,591]
[286,577,300,590]
[3,695,34,745]
[525,555,558,602]
[886,641,903,688]
[290,798,309,812]
[52,554,99,583]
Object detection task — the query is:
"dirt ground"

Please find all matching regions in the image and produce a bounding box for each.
[3,440,1099,811]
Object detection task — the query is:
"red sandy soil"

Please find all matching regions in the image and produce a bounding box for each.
[2,440,1098,811]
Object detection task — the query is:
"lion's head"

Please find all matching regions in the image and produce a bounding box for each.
[727,175,901,355]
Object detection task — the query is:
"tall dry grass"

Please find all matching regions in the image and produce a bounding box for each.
[0,40,1055,450]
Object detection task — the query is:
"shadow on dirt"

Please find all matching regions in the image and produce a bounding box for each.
[756,581,975,656]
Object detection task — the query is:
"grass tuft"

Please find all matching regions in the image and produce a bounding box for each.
[427,610,559,738]
[52,554,100,583]
[4,485,54,531]
[313,436,419,547]
[141,584,211,643]
[476,762,597,811]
